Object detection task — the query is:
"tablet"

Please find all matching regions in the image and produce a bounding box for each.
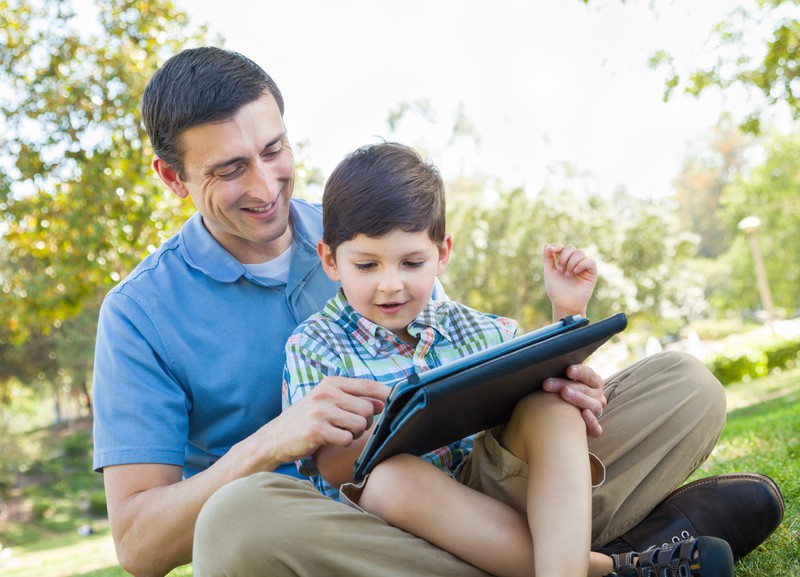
[353,312,627,480]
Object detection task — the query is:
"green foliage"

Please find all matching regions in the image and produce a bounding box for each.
[705,336,800,385]
[716,130,800,315]
[87,490,108,518]
[443,181,706,336]
[669,123,800,321]
[671,122,751,259]
[1,427,105,547]
[653,1,800,133]
[0,0,206,350]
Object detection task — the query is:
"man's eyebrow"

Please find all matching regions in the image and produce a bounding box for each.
[204,156,245,175]
[203,134,286,175]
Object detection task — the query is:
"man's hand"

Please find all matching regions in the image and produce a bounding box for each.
[542,364,606,437]
[543,243,598,320]
[252,376,390,470]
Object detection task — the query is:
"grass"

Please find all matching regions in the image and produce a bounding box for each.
[1,368,797,577]
[688,367,800,576]
[0,524,191,577]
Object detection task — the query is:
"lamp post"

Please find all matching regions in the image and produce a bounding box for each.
[737,215,775,331]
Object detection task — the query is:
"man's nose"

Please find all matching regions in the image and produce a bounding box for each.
[249,164,278,199]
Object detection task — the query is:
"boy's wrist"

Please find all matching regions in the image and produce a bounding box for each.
[552,306,587,322]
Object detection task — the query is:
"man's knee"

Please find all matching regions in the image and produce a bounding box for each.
[193,473,311,575]
[651,350,726,418]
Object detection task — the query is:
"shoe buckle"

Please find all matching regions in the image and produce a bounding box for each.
[662,530,691,548]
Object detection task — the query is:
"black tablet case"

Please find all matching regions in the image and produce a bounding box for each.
[353,312,628,481]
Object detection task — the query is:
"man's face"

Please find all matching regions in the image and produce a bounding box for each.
[170,94,295,263]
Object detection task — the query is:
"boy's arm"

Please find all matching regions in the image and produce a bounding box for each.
[541,243,605,437]
[283,331,389,488]
[542,243,597,322]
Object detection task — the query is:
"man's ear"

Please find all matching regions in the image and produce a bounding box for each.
[153,156,190,199]
[436,234,453,276]
[317,241,340,282]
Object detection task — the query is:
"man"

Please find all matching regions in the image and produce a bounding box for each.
[92,47,783,577]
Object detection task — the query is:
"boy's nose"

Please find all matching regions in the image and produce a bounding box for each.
[378,270,403,293]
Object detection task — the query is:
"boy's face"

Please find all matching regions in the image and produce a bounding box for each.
[153,94,295,264]
[319,230,452,343]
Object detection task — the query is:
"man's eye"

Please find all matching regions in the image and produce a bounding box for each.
[263,146,282,159]
[216,166,244,179]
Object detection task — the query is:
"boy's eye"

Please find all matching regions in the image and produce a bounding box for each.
[403,260,426,269]
[354,262,377,271]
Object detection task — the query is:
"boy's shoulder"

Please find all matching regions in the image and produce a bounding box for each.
[288,292,352,346]
[430,299,518,340]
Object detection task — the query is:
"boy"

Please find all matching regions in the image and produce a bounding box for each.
[282,142,733,577]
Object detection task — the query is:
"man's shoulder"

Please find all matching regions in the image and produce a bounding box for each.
[107,233,184,298]
[290,198,324,241]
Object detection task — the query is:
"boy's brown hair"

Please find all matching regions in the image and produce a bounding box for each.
[322,142,446,256]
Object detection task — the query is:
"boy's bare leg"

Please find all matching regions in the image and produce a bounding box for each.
[360,454,537,577]
[501,391,593,577]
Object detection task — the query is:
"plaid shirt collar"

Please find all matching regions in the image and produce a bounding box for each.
[322,289,450,356]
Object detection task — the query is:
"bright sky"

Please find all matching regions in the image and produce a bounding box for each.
[174,0,740,199]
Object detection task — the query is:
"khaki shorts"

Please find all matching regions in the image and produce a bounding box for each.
[342,426,605,513]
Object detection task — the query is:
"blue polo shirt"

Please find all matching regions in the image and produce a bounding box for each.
[92,199,338,478]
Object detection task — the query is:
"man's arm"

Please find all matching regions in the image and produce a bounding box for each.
[104,464,219,577]
[104,376,386,577]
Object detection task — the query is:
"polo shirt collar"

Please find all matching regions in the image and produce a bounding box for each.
[179,204,322,286]
[180,213,245,283]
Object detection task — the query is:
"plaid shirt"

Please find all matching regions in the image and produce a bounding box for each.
[282,289,517,499]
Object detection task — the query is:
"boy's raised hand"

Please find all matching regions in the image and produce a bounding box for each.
[543,243,598,320]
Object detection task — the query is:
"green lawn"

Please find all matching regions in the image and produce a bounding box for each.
[2,368,798,577]
[0,525,191,577]
[688,368,800,576]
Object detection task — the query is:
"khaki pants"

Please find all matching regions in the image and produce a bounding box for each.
[193,351,726,577]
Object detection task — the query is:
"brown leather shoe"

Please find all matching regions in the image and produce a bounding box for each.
[597,473,784,561]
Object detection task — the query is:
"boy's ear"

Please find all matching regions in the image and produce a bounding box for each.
[317,241,340,282]
[153,156,190,199]
[436,234,453,275]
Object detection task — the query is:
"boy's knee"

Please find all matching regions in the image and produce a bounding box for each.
[507,390,582,434]
[360,454,423,518]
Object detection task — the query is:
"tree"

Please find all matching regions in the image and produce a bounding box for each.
[443,181,706,339]
[0,0,209,413]
[652,0,800,133]
[0,0,207,343]
[672,121,752,258]
[714,130,800,315]
[384,96,706,338]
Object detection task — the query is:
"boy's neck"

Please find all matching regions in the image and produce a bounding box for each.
[391,327,419,347]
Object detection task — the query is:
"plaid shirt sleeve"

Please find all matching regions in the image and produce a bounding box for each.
[282,319,346,478]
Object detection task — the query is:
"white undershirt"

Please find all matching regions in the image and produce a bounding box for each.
[241,243,295,283]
